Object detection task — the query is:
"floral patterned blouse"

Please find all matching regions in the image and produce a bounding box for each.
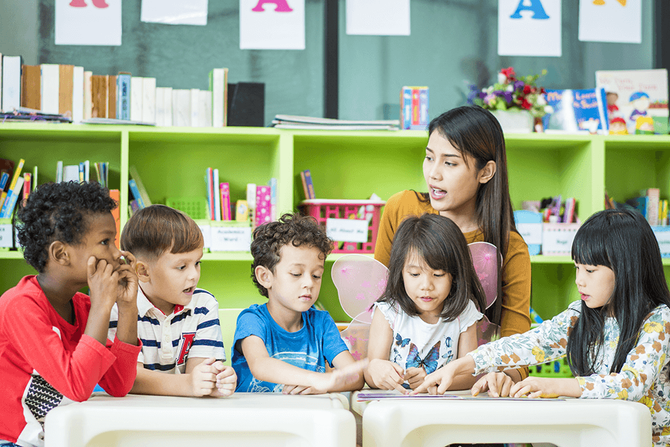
[469,300,670,447]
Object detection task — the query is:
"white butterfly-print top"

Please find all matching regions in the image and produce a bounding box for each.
[373,300,482,378]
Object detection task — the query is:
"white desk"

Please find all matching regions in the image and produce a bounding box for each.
[44,393,355,447]
[352,390,651,447]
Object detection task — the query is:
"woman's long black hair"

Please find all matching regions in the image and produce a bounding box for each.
[420,106,517,325]
[567,209,670,376]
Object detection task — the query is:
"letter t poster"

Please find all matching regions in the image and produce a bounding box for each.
[55,0,122,46]
[240,0,305,50]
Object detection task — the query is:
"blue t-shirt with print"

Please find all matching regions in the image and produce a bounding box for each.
[232,303,348,392]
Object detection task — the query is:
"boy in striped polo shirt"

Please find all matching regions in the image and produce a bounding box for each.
[108,205,237,397]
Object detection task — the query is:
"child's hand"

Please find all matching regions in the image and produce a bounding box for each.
[114,251,138,309]
[412,365,455,395]
[190,357,220,397]
[404,367,427,390]
[367,359,407,393]
[508,376,567,399]
[471,372,513,397]
[212,363,237,397]
[309,359,368,394]
[87,256,120,312]
[282,385,314,395]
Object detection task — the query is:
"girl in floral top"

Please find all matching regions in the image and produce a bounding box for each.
[414,209,670,446]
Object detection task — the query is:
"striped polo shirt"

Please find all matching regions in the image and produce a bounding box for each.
[108,287,225,373]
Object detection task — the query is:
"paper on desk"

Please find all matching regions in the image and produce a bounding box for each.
[357,391,565,402]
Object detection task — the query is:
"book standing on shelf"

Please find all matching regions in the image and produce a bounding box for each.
[220,182,231,220]
[21,65,40,111]
[300,169,316,200]
[2,55,22,112]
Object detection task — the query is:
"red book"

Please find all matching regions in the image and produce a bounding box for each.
[412,88,420,125]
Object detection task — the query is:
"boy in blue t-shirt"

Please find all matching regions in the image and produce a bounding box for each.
[232,213,365,393]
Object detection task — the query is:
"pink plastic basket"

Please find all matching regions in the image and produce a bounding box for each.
[299,199,386,254]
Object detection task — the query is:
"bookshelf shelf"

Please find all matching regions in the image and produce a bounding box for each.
[2,124,670,322]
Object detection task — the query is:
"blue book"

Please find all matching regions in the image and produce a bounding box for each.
[128,179,145,209]
[401,87,412,130]
[543,88,605,133]
[0,176,25,219]
[0,172,9,192]
[514,210,543,256]
[117,74,131,120]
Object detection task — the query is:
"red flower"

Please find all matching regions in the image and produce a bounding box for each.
[523,85,532,95]
[500,67,516,81]
[521,99,532,110]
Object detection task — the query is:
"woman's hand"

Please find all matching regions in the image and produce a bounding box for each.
[509,376,582,398]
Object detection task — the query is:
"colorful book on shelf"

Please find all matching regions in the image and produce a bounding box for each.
[0,176,24,218]
[116,73,131,120]
[128,166,152,207]
[595,69,669,135]
[268,177,277,221]
[220,182,231,220]
[205,168,214,220]
[542,88,606,134]
[0,172,9,211]
[128,179,145,209]
[301,169,315,199]
[21,65,41,111]
[254,185,272,227]
[213,168,221,221]
[22,172,31,206]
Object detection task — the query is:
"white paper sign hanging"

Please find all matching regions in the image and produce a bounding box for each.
[498,0,561,57]
[240,0,305,50]
[578,0,641,43]
[55,0,122,46]
[346,0,410,36]
[141,0,208,26]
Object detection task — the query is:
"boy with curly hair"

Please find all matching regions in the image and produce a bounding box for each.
[109,205,237,397]
[0,182,141,447]
[232,213,365,393]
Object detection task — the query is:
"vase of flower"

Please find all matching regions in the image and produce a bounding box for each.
[491,109,534,133]
[468,67,552,133]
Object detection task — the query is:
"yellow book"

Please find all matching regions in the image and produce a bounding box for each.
[7,159,25,192]
[0,191,7,211]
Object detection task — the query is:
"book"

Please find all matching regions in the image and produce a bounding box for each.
[107,75,117,120]
[128,166,152,207]
[2,56,22,112]
[22,172,31,206]
[21,65,41,110]
[172,89,191,127]
[130,76,143,122]
[646,188,660,226]
[300,170,309,200]
[268,177,277,221]
[56,161,63,183]
[302,169,315,199]
[190,89,200,127]
[84,71,92,120]
[205,167,214,219]
[91,75,109,118]
[0,171,10,211]
[254,185,272,227]
[58,64,74,118]
[213,168,221,221]
[142,77,156,124]
[32,165,37,192]
[542,88,606,134]
[116,73,131,120]
[40,64,59,115]
[595,69,669,135]
[210,68,229,127]
[72,66,84,123]
[220,182,231,220]
[273,114,400,130]
[199,90,212,127]
[0,176,24,219]
[235,200,249,222]
[63,165,79,182]
[128,179,145,209]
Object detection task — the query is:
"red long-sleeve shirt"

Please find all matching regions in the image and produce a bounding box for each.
[0,276,141,446]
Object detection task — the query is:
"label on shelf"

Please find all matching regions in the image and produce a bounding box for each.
[517,223,543,245]
[326,218,368,243]
[0,222,12,248]
[210,223,252,252]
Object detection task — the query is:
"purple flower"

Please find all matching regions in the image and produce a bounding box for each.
[503,91,513,104]
[514,80,525,91]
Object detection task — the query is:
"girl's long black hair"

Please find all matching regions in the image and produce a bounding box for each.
[420,106,517,325]
[567,209,670,376]
[377,213,487,321]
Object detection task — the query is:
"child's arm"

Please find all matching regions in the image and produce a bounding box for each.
[131,357,229,397]
[364,310,407,393]
[443,323,481,391]
[111,251,139,346]
[241,335,365,394]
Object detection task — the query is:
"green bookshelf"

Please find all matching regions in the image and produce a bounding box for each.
[2,123,670,323]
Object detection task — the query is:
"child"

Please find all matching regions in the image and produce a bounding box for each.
[374,105,531,387]
[0,182,141,447]
[365,214,487,393]
[232,213,366,393]
[108,205,237,397]
[414,209,670,446]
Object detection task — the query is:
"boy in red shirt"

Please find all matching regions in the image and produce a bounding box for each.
[0,182,141,447]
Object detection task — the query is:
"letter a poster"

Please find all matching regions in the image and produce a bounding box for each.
[579,0,641,43]
[498,0,561,57]
[55,0,122,46]
[240,0,305,50]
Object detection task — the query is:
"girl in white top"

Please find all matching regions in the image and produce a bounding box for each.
[364,213,487,393]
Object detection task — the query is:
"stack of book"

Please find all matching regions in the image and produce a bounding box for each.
[272,115,400,131]
[0,53,229,128]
